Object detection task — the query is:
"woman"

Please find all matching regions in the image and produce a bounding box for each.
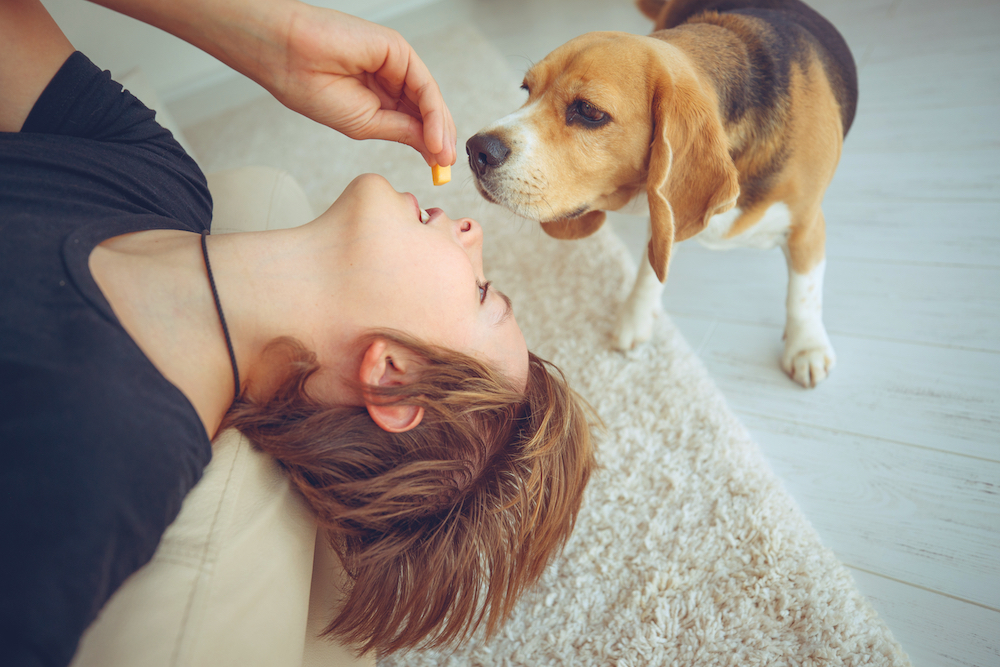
[0,0,596,664]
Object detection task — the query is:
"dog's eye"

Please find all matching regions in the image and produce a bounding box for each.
[567,99,610,127]
[580,102,603,121]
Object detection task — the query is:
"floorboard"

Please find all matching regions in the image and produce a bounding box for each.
[684,318,1000,460]
[822,200,1000,267]
[741,412,1000,609]
[850,569,1000,667]
[659,245,1000,351]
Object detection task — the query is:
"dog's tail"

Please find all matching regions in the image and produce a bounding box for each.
[636,0,668,21]
[638,0,700,29]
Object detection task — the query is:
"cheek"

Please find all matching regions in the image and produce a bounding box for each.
[393,252,474,328]
[532,112,637,206]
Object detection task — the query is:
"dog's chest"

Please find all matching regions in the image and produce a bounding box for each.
[694,203,792,250]
[617,194,791,250]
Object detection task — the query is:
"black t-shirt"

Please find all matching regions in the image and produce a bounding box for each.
[1,53,215,666]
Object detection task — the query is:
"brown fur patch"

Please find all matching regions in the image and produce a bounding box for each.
[540,210,608,239]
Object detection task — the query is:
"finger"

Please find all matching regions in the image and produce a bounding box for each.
[366,71,422,121]
[434,103,456,167]
[437,94,457,165]
[360,108,436,164]
[371,34,409,102]
[365,29,454,162]
[395,49,451,159]
[420,98,458,167]
[444,104,457,165]
[309,74,435,166]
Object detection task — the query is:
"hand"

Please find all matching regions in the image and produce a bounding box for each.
[260,5,456,167]
[87,0,457,167]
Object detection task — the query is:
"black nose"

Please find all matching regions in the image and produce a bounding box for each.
[466,133,510,177]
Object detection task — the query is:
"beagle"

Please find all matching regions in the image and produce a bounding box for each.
[466,0,857,388]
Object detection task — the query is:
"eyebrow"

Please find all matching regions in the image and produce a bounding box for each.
[492,288,513,326]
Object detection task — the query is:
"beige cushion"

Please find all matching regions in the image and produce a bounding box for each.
[71,165,373,667]
[207,166,316,233]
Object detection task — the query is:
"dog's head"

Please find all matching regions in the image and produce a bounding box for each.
[467,31,739,281]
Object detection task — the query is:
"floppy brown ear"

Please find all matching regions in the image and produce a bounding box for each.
[540,210,607,240]
[646,73,740,282]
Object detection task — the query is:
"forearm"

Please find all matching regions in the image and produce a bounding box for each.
[86,0,455,164]
[86,0,301,90]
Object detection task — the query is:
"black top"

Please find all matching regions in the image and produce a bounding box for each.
[0,53,214,667]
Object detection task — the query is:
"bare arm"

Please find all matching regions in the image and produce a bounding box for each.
[88,0,456,166]
[0,0,75,132]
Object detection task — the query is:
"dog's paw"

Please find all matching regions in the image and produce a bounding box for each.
[782,323,836,388]
[612,303,659,351]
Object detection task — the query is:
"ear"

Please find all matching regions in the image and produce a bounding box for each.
[646,71,740,282]
[540,210,607,239]
[359,338,424,433]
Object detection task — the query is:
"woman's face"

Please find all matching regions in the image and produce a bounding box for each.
[331,174,529,389]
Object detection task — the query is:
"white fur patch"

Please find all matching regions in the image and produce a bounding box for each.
[696,203,792,251]
[782,256,836,387]
[613,255,665,350]
[786,257,825,326]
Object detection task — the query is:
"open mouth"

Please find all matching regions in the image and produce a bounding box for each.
[409,192,437,224]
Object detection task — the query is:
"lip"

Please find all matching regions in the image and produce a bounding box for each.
[406,192,421,221]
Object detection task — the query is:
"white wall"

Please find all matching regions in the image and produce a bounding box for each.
[40,0,439,103]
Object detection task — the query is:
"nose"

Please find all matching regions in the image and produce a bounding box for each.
[466,133,510,178]
[456,217,483,251]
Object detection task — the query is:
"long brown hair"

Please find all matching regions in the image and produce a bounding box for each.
[224,332,597,655]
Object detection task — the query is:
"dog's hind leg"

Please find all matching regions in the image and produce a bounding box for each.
[613,254,665,351]
[781,208,836,387]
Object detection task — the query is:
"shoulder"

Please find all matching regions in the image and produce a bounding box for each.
[13,52,212,232]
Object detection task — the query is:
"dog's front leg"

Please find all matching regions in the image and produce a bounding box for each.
[781,218,836,387]
[613,255,665,350]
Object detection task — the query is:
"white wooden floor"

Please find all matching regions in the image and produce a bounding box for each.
[175,1,1000,665]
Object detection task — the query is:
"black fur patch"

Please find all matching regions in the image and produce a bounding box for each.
[662,0,857,134]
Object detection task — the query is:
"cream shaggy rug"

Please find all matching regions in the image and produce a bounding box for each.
[185,24,910,667]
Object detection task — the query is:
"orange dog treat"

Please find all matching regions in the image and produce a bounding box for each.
[432,164,451,186]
